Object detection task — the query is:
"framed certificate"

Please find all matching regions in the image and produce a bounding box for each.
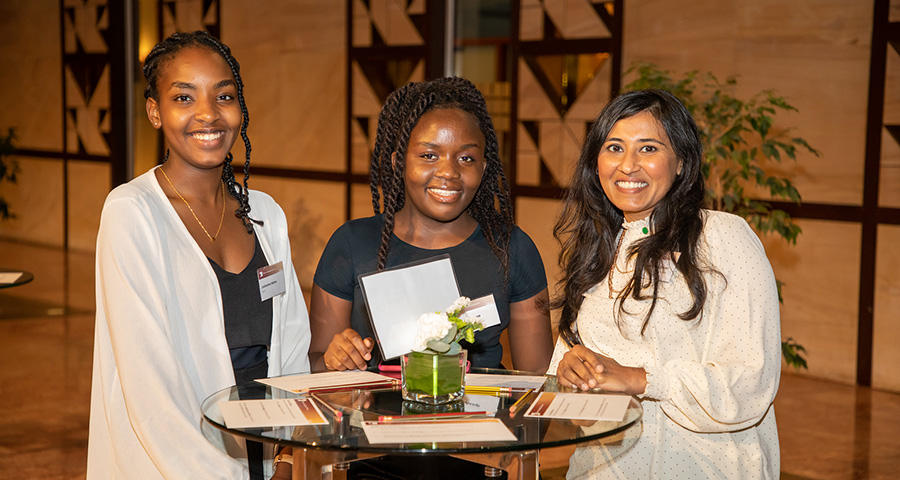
[358,254,461,360]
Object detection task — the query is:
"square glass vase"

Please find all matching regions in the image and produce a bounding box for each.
[401,349,467,405]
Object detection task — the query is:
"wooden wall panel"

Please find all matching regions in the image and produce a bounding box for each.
[0,158,65,247]
[67,161,110,252]
[222,0,346,172]
[763,220,861,384]
[872,225,900,391]
[515,196,563,338]
[515,197,563,298]
[879,25,900,207]
[0,0,63,151]
[250,177,346,293]
[0,2,63,246]
[350,183,375,220]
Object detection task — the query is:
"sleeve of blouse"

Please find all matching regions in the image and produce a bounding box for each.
[96,195,245,478]
[645,213,782,433]
[312,222,356,300]
[269,201,311,374]
[545,336,571,375]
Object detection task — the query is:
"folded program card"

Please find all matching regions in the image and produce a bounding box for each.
[524,392,631,422]
[218,398,328,429]
[256,371,396,393]
[360,418,516,444]
[358,255,461,360]
[465,374,547,390]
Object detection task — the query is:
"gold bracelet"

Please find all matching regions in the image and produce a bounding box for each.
[274,452,293,468]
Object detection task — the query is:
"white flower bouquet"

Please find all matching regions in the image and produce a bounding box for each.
[411,296,484,355]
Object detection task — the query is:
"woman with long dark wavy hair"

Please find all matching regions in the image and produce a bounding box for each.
[550,89,781,479]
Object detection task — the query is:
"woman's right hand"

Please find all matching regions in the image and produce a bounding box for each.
[556,345,647,395]
[323,329,374,370]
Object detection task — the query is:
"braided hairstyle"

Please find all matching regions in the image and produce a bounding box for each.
[370,77,513,279]
[554,89,711,347]
[143,30,259,233]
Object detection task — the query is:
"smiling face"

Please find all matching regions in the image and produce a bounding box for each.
[597,111,683,222]
[399,107,486,226]
[145,46,241,171]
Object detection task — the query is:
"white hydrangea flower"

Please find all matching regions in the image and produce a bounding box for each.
[412,311,452,351]
[445,296,471,315]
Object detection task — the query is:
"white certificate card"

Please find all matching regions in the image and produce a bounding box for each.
[465,373,547,390]
[358,255,461,360]
[524,392,630,422]
[361,418,516,444]
[218,398,328,429]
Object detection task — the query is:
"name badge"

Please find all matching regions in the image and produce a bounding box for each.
[463,294,502,328]
[257,262,286,301]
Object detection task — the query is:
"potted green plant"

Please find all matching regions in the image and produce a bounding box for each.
[624,63,815,370]
[0,128,18,221]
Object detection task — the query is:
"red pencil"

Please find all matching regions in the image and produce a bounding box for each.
[310,393,343,419]
[377,411,491,422]
[299,380,399,394]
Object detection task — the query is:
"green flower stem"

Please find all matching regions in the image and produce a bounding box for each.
[404,351,464,396]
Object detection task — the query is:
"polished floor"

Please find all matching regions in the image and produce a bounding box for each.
[1,238,898,479]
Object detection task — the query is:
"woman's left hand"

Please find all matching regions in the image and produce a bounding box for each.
[556,345,647,396]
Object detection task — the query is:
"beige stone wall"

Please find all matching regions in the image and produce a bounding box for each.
[221,0,347,174]
[873,225,900,391]
[0,1,64,247]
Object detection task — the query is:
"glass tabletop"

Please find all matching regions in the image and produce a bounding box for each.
[201,368,642,455]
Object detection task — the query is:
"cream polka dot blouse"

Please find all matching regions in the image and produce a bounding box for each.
[548,210,782,479]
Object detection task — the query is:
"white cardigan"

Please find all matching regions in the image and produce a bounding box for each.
[549,210,781,479]
[87,167,311,479]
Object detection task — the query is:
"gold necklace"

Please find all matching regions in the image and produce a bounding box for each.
[159,167,226,242]
[608,230,626,299]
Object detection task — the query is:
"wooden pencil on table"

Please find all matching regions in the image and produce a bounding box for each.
[376,411,492,422]
[508,388,537,416]
[309,393,343,419]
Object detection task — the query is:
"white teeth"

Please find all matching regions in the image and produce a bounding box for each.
[191,132,224,141]
[428,187,461,196]
[616,181,647,189]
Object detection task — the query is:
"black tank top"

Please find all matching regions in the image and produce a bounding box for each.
[209,235,272,480]
[208,235,273,386]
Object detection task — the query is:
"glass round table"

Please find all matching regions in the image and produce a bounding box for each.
[0,269,33,289]
[201,368,642,480]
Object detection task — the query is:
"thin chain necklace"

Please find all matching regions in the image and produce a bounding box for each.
[608,230,626,299]
[159,167,226,242]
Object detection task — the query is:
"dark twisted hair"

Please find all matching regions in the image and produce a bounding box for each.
[370,77,513,279]
[143,30,259,233]
[554,89,712,347]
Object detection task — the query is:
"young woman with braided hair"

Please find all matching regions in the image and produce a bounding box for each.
[88,31,309,479]
[310,77,553,374]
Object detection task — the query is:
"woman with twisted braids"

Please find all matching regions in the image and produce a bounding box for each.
[88,31,309,479]
[310,77,552,375]
[549,89,781,478]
